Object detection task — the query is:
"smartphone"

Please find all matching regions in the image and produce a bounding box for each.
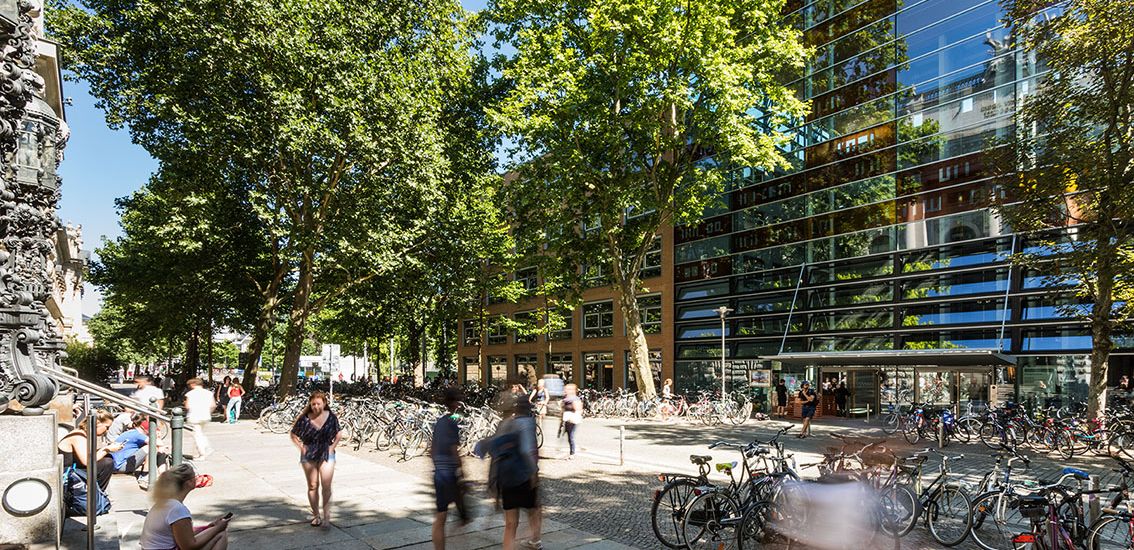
[222,512,233,520]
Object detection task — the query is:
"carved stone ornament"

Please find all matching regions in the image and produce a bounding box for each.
[0,0,63,414]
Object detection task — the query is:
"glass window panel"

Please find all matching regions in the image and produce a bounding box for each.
[898,116,1014,170]
[1022,297,1091,320]
[901,269,1008,299]
[1019,355,1089,409]
[899,29,1011,88]
[735,316,802,337]
[807,281,893,307]
[547,307,574,341]
[678,302,729,320]
[462,319,480,346]
[901,299,1005,326]
[902,2,1001,61]
[583,352,615,390]
[546,353,574,384]
[810,336,893,351]
[487,316,508,345]
[583,301,614,338]
[677,280,730,300]
[902,330,1002,349]
[516,355,538,386]
[635,294,663,334]
[809,256,894,283]
[895,0,991,36]
[1022,329,1091,351]
[807,309,894,331]
[514,311,537,343]
[625,349,662,393]
[676,235,731,263]
[900,238,1011,272]
[678,324,727,340]
[736,294,797,314]
[463,357,481,385]
[488,356,508,387]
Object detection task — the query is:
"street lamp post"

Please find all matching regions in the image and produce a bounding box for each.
[715,306,734,398]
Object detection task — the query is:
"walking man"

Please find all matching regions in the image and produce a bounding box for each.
[184,378,215,458]
[431,387,467,549]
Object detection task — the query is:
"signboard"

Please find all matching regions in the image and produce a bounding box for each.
[750,369,772,387]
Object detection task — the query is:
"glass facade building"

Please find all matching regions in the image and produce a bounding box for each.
[672,0,1132,410]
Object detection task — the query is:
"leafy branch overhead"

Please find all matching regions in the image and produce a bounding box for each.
[485,0,809,397]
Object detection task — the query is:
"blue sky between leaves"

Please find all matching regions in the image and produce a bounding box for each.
[59,0,490,314]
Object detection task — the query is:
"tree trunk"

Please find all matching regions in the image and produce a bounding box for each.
[1087,263,1117,420]
[205,319,214,383]
[618,280,656,399]
[277,250,316,398]
[408,321,422,387]
[242,298,277,388]
[183,324,200,388]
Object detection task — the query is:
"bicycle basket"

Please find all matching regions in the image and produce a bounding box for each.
[1016,495,1048,518]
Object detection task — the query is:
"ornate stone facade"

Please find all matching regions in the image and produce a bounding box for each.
[0,0,68,414]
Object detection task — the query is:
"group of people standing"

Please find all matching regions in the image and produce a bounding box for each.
[772,378,850,438]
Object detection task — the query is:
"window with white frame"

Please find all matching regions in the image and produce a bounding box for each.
[583,301,615,338]
[487,316,508,345]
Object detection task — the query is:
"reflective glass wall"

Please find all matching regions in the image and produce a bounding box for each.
[672,0,1125,399]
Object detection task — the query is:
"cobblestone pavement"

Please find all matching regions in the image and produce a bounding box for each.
[339,414,1134,550]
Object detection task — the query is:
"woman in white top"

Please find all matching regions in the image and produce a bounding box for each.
[139,463,230,550]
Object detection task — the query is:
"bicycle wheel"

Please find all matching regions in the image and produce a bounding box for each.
[954,418,977,444]
[534,422,544,449]
[927,486,973,547]
[979,421,1003,449]
[650,477,698,548]
[402,429,426,460]
[681,490,740,550]
[1087,514,1134,549]
[736,500,778,550]
[1058,430,1077,460]
[881,412,900,435]
[969,491,1030,550]
[880,483,919,537]
[902,419,922,445]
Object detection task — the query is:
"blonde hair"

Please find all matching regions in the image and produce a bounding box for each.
[81,409,114,433]
[153,463,196,502]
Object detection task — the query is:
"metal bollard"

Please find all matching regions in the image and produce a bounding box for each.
[938,420,944,450]
[148,397,158,492]
[85,394,96,549]
[1088,475,1100,524]
[619,425,625,466]
[171,407,184,466]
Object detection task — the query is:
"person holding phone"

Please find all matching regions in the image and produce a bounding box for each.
[797,381,818,439]
[58,409,120,491]
[139,463,230,550]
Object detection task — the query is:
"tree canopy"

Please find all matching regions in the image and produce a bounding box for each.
[485,0,809,396]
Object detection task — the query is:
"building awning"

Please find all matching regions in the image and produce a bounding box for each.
[759,348,1017,367]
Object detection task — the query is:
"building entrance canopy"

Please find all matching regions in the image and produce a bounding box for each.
[760,348,1017,367]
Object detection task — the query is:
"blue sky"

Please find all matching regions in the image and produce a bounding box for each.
[60,0,490,315]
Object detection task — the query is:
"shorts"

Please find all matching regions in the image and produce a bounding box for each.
[801,406,816,419]
[300,452,335,465]
[434,470,460,512]
[501,480,538,510]
[776,396,787,407]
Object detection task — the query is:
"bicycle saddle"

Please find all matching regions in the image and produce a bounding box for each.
[1062,467,1090,481]
[716,461,738,472]
[689,455,712,465]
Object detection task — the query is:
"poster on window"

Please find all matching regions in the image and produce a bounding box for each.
[750,369,772,387]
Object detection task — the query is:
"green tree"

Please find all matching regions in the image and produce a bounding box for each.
[991,0,1134,417]
[485,0,809,397]
[52,0,484,397]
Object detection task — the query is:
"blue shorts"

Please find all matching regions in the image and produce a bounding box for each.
[434,470,459,513]
[802,406,816,419]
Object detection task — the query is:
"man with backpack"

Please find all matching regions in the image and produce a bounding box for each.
[492,391,542,550]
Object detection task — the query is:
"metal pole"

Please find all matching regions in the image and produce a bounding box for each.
[938,418,944,450]
[85,394,96,549]
[148,397,158,493]
[720,313,727,398]
[171,407,184,466]
[619,425,625,466]
[1089,476,1100,524]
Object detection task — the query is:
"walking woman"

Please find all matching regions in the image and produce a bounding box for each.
[560,384,582,459]
[290,391,341,528]
[139,463,230,550]
[528,379,549,425]
[797,381,818,438]
[225,382,245,423]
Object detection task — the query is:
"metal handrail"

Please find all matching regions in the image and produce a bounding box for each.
[42,366,174,424]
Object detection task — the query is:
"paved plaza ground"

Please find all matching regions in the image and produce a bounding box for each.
[59,412,1132,549]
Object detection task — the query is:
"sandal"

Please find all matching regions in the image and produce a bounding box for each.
[309,515,322,527]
